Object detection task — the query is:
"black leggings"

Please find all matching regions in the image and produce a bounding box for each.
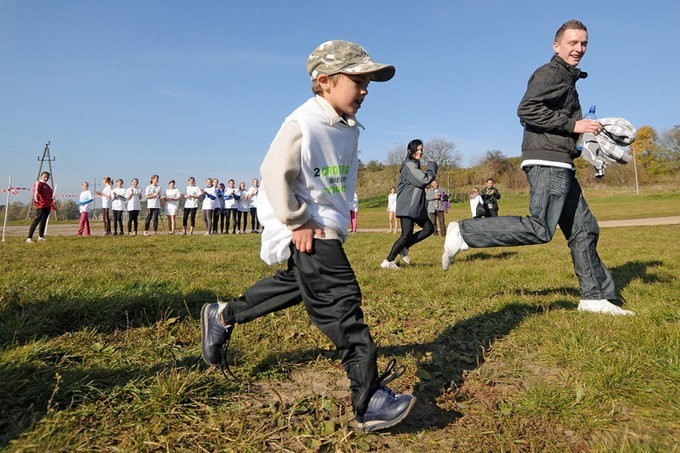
[250,207,259,230]
[226,208,238,233]
[182,207,197,227]
[28,207,51,239]
[386,216,434,262]
[113,210,124,234]
[128,210,140,233]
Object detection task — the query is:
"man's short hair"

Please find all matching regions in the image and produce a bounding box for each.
[554,19,587,42]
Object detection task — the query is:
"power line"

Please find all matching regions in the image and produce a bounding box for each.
[0,125,49,141]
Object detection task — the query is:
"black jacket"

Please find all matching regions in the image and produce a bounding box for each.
[517,55,587,165]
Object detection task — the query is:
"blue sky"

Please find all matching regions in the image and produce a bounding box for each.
[1,0,678,200]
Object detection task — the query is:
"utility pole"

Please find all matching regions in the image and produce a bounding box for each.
[28,142,58,219]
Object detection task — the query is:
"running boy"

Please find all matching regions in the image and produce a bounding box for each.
[201,40,415,432]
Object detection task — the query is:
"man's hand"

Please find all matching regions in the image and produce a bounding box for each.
[574,119,604,135]
[291,220,325,254]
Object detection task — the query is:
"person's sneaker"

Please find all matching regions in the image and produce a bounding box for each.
[356,387,416,432]
[578,299,635,316]
[381,259,399,270]
[442,221,469,270]
[37,237,45,242]
[400,248,411,265]
[26,238,33,243]
[201,302,233,365]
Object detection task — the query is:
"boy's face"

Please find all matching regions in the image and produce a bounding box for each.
[553,28,587,67]
[319,73,371,117]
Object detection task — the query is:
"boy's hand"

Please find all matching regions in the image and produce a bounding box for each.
[291,220,325,254]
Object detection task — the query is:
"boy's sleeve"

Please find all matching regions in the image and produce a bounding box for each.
[260,120,311,230]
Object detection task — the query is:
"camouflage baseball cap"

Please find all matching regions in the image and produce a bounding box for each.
[306,40,395,82]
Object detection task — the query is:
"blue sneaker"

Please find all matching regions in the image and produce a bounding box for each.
[200,302,233,365]
[356,386,416,432]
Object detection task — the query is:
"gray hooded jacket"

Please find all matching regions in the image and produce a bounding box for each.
[396,158,437,219]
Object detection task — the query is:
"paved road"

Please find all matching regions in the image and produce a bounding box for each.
[3,216,679,238]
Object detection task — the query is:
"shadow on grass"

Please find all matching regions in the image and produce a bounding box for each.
[0,288,219,447]
[246,300,571,433]
[464,250,518,261]
[0,283,217,346]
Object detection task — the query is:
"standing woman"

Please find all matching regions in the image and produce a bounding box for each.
[182,176,201,235]
[76,181,93,236]
[126,178,142,236]
[246,177,260,233]
[164,179,181,234]
[237,181,249,234]
[381,139,437,269]
[96,176,113,235]
[143,174,162,236]
[211,178,222,234]
[387,186,397,233]
[26,171,55,243]
[223,179,239,234]
[111,178,126,235]
[349,192,359,233]
[200,177,216,235]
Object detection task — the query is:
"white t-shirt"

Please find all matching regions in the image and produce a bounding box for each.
[184,185,202,209]
[145,184,162,209]
[387,193,397,212]
[237,189,249,212]
[246,185,259,208]
[470,195,483,217]
[100,185,113,209]
[126,187,142,211]
[223,187,239,209]
[112,187,126,211]
[201,186,216,210]
[79,190,93,213]
[164,188,180,215]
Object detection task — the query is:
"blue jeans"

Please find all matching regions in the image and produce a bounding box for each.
[459,165,616,300]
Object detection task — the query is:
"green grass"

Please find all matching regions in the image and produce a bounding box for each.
[1,211,679,450]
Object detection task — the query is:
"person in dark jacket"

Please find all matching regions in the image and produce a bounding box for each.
[382,139,437,269]
[442,19,634,316]
[481,178,501,217]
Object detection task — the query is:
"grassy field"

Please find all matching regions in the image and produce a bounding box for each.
[1,194,679,451]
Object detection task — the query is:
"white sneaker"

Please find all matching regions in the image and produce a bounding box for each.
[26,238,33,243]
[381,259,399,270]
[442,222,469,270]
[578,299,635,316]
[400,248,411,264]
[38,237,45,242]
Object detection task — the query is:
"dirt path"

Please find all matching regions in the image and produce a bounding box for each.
[3,216,679,238]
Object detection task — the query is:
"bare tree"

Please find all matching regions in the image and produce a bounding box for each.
[386,143,406,166]
[424,137,461,168]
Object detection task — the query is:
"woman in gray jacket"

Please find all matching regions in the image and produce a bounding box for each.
[381,139,437,269]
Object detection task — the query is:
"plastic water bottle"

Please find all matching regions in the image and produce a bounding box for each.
[576,105,597,152]
[584,105,597,121]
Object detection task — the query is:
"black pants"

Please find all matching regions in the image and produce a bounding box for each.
[226,208,238,233]
[219,209,227,233]
[128,210,140,233]
[250,207,259,230]
[212,209,221,233]
[28,207,51,239]
[225,240,378,417]
[144,208,160,232]
[182,207,197,227]
[387,216,434,262]
[101,208,111,234]
[113,210,124,234]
